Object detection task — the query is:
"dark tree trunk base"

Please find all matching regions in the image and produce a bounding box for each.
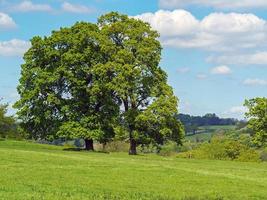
[129,139,137,155]
[84,139,94,151]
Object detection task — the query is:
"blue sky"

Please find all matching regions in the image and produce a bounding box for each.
[0,0,267,119]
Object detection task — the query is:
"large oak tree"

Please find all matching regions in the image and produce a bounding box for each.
[15,12,183,153]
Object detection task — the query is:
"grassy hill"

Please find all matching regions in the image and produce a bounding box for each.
[0,140,267,200]
[186,125,236,142]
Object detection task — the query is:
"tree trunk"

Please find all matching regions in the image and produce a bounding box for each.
[84,139,94,151]
[129,138,137,155]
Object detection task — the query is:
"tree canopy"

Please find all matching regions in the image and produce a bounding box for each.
[14,12,184,154]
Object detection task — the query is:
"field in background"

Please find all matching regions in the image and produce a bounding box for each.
[0,140,267,200]
[185,125,236,143]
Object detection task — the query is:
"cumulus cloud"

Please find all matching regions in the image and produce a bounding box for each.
[0,12,16,30]
[12,1,53,12]
[159,0,267,10]
[243,78,267,86]
[210,65,231,75]
[0,39,30,56]
[136,10,199,37]
[61,2,94,14]
[177,67,190,73]
[135,10,267,52]
[207,52,267,65]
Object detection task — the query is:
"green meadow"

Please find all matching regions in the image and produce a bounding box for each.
[0,140,267,200]
[186,125,236,142]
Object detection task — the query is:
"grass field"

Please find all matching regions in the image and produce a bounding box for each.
[186,125,236,142]
[0,140,267,200]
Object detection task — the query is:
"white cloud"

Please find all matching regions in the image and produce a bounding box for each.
[12,1,53,12]
[0,12,16,30]
[135,10,267,52]
[228,106,248,114]
[196,73,208,80]
[0,39,30,56]
[135,10,199,37]
[210,65,232,75]
[207,52,267,65]
[223,106,248,119]
[243,78,267,86]
[159,0,267,10]
[61,2,94,14]
[177,67,190,73]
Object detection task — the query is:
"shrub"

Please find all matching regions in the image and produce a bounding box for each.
[137,144,158,154]
[224,140,247,160]
[177,141,199,152]
[177,135,261,162]
[237,149,260,162]
[102,141,129,152]
[158,141,179,156]
[260,148,267,162]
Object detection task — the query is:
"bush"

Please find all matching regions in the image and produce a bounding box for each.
[237,149,260,162]
[158,141,179,156]
[260,148,267,162]
[177,141,199,152]
[101,141,129,152]
[137,144,158,154]
[177,135,261,162]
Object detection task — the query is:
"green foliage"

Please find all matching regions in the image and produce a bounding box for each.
[137,143,158,154]
[98,141,129,152]
[97,12,184,154]
[226,131,254,147]
[260,148,267,162]
[14,20,118,143]
[178,113,237,134]
[237,149,260,162]
[136,90,184,146]
[14,12,183,153]
[178,135,260,162]
[57,121,104,141]
[0,103,18,139]
[244,97,267,147]
[1,140,267,200]
[158,141,180,156]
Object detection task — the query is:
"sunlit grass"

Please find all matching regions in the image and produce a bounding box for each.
[0,140,266,200]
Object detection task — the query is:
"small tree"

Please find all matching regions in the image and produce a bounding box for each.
[244,97,267,147]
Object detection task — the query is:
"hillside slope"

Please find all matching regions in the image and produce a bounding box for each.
[0,140,267,200]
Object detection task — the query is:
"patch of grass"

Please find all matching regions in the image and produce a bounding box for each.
[0,140,267,199]
[200,125,236,130]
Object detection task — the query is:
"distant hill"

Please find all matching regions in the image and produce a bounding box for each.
[177,113,238,134]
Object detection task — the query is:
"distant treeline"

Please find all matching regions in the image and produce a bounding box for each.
[177,113,238,134]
